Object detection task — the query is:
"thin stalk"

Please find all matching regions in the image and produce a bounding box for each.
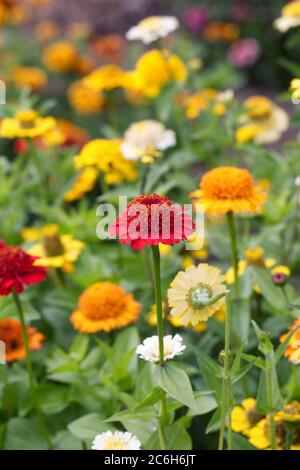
[266,361,277,451]
[227,212,239,299]
[151,245,167,450]
[151,245,164,364]
[12,291,52,449]
[218,296,232,450]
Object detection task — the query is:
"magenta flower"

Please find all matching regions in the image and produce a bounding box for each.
[228,38,261,69]
[184,6,210,33]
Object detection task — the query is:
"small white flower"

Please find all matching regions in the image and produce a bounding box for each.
[92,431,141,450]
[136,334,186,362]
[121,120,176,162]
[274,16,300,33]
[126,16,179,44]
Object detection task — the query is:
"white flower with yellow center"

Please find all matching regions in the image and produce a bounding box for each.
[126,16,179,44]
[121,120,176,163]
[237,96,289,145]
[92,431,141,450]
[168,264,228,325]
[136,334,185,362]
[274,1,300,33]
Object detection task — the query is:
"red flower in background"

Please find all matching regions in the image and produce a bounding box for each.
[109,194,195,251]
[0,241,47,295]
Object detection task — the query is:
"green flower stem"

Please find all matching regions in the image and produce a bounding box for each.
[12,291,52,449]
[151,245,165,364]
[151,245,167,450]
[266,361,277,451]
[218,296,233,450]
[227,211,239,299]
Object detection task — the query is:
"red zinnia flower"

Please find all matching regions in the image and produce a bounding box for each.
[109,193,195,250]
[0,240,47,296]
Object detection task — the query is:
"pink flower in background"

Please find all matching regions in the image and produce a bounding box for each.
[228,38,261,69]
[231,2,252,22]
[184,6,210,33]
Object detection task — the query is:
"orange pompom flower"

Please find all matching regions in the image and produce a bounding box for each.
[70,282,141,333]
[191,166,266,215]
[0,318,44,362]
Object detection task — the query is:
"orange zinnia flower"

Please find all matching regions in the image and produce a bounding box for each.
[190,166,266,215]
[280,318,300,365]
[0,318,44,362]
[70,282,141,333]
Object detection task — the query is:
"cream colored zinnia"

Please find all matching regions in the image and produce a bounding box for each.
[92,431,141,450]
[274,1,300,33]
[236,96,289,145]
[168,264,228,325]
[126,16,179,44]
[121,120,176,163]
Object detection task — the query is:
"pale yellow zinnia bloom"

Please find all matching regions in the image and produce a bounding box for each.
[168,264,227,325]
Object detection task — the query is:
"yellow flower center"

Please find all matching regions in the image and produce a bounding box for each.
[43,235,65,257]
[139,16,163,32]
[16,110,38,129]
[244,247,266,267]
[105,437,128,450]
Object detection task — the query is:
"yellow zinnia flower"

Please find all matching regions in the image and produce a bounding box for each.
[67,81,105,115]
[83,65,126,92]
[168,263,227,325]
[42,41,78,73]
[231,398,264,437]
[131,49,187,98]
[74,139,137,185]
[277,402,300,422]
[11,66,48,91]
[0,109,57,139]
[274,0,300,32]
[64,167,99,202]
[24,224,84,273]
[71,282,141,333]
[191,166,266,215]
[248,417,285,450]
[236,96,289,145]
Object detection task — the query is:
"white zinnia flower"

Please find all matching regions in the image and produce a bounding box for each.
[126,16,179,44]
[121,120,176,162]
[92,431,141,450]
[136,334,185,362]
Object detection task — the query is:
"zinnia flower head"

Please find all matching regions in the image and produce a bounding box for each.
[0,317,44,362]
[277,402,300,422]
[0,240,47,295]
[11,66,48,91]
[22,224,85,273]
[274,0,300,33]
[231,398,264,437]
[136,334,185,362]
[70,282,141,333]
[109,193,195,251]
[42,41,78,73]
[121,120,176,163]
[184,6,210,32]
[67,81,105,115]
[236,96,289,145]
[279,318,300,365]
[168,263,228,325]
[92,431,141,450]
[0,109,57,139]
[228,38,261,68]
[191,166,266,215]
[126,16,179,44]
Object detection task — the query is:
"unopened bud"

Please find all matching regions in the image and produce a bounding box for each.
[272,272,287,287]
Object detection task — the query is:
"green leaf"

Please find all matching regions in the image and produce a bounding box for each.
[249,267,285,310]
[146,422,192,450]
[4,418,47,450]
[53,431,82,450]
[104,409,156,423]
[188,344,222,402]
[232,433,256,450]
[231,299,251,344]
[206,408,221,434]
[188,392,218,416]
[153,363,196,410]
[257,368,283,414]
[68,413,111,441]
[242,353,265,370]
[37,384,69,415]
[69,334,89,363]
[133,387,164,412]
